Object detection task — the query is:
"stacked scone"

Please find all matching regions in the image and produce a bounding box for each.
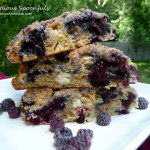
[6,9,139,125]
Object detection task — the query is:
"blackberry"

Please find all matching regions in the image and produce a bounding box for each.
[137,97,149,109]
[8,106,20,118]
[96,111,111,126]
[57,144,76,150]
[0,103,3,114]
[77,129,93,139]
[49,115,64,132]
[70,135,92,150]
[54,127,73,147]
[1,98,15,111]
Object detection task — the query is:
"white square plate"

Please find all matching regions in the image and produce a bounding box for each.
[0,78,150,150]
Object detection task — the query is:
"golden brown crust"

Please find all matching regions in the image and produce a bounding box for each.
[12,77,92,90]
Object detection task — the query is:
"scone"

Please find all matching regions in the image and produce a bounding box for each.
[12,43,139,90]
[95,82,137,116]
[6,9,115,63]
[20,84,137,125]
[20,88,95,125]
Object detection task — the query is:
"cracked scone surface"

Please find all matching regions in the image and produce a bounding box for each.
[6,9,115,63]
[20,88,95,125]
[12,43,138,90]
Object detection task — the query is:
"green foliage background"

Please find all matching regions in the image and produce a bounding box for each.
[0,0,150,76]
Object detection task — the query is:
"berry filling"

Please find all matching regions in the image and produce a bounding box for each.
[55,51,70,62]
[20,28,46,58]
[76,108,87,123]
[24,96,70,125]
[27,115,42,125]
[100,87,117,103]
[88,54,134,87]
[21,98,35,107]
[132,71,140,82]
[26,60,38,69]
[116,110,129,115]
[121,93,136,109]
[27,69,53,82]
[43,59,52,64]
[65,14,111,42]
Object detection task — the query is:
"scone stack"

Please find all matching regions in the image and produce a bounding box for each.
[6,9,139,125]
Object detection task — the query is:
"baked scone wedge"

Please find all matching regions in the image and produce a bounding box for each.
[6,9,115,63]
[20,84,137,125]
[12,43,139,90]
[20,88,95,125]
